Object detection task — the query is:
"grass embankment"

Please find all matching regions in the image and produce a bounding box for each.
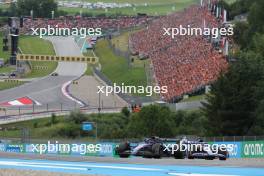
[111,31,131,52]
[60,0,195,4]
[0,66,14,74]
[0,116,66,139]
[19,36,57,78]
[180,94,206,103]
[95,39,147,93]
[84,50,96,75]
[0,106,205,140]
[0,112,127,140]
[225,0,237,5]
[2,0,197,17]
[60,0,197,16]
[0,81,25,91]
[0,4,9,10]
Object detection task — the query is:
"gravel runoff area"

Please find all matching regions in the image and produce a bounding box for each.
[69,75,128,108]
[1,152,264,168]
[0,169,95,176]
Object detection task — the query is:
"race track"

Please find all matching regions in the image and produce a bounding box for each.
[0,37,86,109]
[0,157,263,176]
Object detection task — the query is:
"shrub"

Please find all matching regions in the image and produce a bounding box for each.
[51,113,57,124]
[68,110,86,124]
[121,107,130,118]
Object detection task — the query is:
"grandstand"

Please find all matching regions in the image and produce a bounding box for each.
[130,0,230,102]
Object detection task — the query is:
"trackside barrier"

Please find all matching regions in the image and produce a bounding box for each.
[242,141,264,158]
[0,143,117,157]
[0,141,264,158]
[4,79,20,83]
[33,66,48,70]
[212,141,242,158]
[0,108,6,111]
[17,54,98,64]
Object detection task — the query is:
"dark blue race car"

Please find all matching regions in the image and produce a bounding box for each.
[115,137,228,160]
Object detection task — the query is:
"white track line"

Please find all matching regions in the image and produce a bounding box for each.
[61,81,84,106]
[0,161,87,171]
[0,161,163,172]
[168,173,239,176]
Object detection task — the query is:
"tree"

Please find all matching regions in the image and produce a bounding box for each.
[9,2,17,16]
[57,122,81,138]
[127,105,174,137]
[51,113,57,124]
[173,110,206,136]
[68,110,86,124]
[16,0,57,18]
[233,22,250,49]
[252,33,264,57]
[247,1,264,34]
[248,100,264,135]
[202,52,264,136]
[232,1,264,49]
[121,107,130,118]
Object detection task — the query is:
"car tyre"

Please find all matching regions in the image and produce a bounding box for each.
[142,151,153,158]
[152,143,162,159]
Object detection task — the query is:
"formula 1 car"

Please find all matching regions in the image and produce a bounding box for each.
[184,140,229,160]
[115,137,229,160]
[115,136,184,159]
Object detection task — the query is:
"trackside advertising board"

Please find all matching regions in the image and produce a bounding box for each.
[242,141,264,158]
[10,142,116,157]
[0,141,264,158]
[213,142,241,158]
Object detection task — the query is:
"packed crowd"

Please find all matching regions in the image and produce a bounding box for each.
[21,16,152,34]
[130,4,228,102]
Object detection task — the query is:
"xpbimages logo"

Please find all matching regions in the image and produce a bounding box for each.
[31,25,102,38]
[163,143,234,154]
[163,25,234,39]
[97,83,168,96]
[29,141,102,155]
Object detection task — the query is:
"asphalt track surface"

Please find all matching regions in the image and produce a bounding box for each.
[0,37,86,109]
[0,154,264,176]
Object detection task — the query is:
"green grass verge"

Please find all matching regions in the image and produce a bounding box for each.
[58,0,197,5]
[224,0,237,4]
[0,116,65,139]
[0,4,9,10]
[95,39,147,95]
[111,31,132,52]
[84,50,95,75]
[2,0,197,17]
[0,81,25,91]
[60,0,197,16]
[180,94,206,103]
[0,66,15,73]
[19,35,58,78]
[0,113,119,140]
[85,64,93,75]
